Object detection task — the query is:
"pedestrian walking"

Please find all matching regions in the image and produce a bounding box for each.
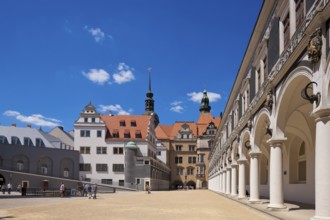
[60,182,65,198]
[92,184,97,199]
[7,183,12,194]
[1,184,6,194]
[87,184,92,199]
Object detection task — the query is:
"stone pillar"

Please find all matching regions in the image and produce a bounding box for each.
[312,109,330,220]
[222,170,226,193]
[238,159,247,199]
[226,167,231,195]
[249,152,261,203]
[268,139,286,209]
[231,164,238,196]
[218,172,222,192]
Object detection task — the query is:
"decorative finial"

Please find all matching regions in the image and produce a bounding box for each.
[148,67,152,92]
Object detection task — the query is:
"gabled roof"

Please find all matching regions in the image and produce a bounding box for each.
[100,115,151,141]
[155,113,221,140]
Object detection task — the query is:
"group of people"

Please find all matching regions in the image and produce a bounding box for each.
[77,183,97,199]
[1,183,12,194]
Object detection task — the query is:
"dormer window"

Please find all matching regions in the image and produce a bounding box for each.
[91,118,95,123]
[84,118,88,123]
[36,138,45,147]
[112,130,119,138]
[24,137,34,146]
[135,130,142,138]
[131,121,137,127]
[124,130,130,138]
[11,136,21,145]
[0,136,8,144]
[120,120,126,127]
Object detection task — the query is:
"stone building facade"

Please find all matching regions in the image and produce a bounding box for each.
[208,1,330,219]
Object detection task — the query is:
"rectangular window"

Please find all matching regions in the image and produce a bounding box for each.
[96,164,108,172]
[119,180,125,186]
[101,179,113,185]
[188,157,196,164]
[283,13,290,48]
[175,157,183,164]
[298,161,307,182]
[84,118,88,123]
[96,147,107,154]
[124,131,130,138]
[112,131,119,138]
[175,145,182,151]
[187,168,194,175]
[295,0,304,29]
[80,130,90,137]
[120,120,126,127]
[113,147,124,155]
[92,118,95,123]
[113,164,124,172]
[263,55,268,81]
[130,121,137,127]
[188,145,195,151]
[135,131,142,138]
[80,146,90,154]
[97,130,102,137]
[136,178,141,185]
[79,163,91,172]
[176,167,184,175]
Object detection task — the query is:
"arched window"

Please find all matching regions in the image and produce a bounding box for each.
[11,136,22,145]
[41,164,48,175]
[298,142,306,183]
[63,168,69,178]
[17,160,24,171]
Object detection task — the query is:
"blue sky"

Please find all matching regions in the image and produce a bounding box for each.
[0,0,262,131]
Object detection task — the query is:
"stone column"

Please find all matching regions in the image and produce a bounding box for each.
[267,139,286,209]
[231,164,238,196]
[218,171,222,192]
[238,159,247,199]
[312,109,330,220]
[249,152,261,203]
[226,167,231,195]
[222,170,226,193]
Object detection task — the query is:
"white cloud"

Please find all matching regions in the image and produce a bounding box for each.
[3,110,61,127]
[187,91,221,103]
[170,105,184,113]
[84,26,105,42]
[170,101,184,113]
[112,63,135,84]
[99,104,131,115]
[82,69,110,85]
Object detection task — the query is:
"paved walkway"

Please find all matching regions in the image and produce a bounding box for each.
[0,190,274,220]
[0,190,316,220]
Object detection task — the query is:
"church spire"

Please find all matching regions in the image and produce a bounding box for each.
[145,67,154,112]
[199,90,211,113]
[143,67,159,125]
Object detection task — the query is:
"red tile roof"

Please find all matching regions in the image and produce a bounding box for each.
[100,115,151,141]
[155,113,221,140]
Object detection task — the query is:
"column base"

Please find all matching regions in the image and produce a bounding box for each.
[311,216,330,220]
[237,196,247,200]
[248,199,262,204]
[230,193,238,197]
[267,204,287,211]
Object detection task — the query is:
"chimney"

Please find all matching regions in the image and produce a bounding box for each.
[58,126,64,131]
[11,123,16,127]
[27,124,32,128]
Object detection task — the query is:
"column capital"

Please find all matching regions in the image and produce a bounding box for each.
[311,108,330,122]
[237,159,247,164]
[267,137,287,147]
[249,151,261,158]
[231,163,238,168]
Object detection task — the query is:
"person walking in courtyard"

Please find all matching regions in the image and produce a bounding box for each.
[1,184,6,194]
[60,182,65,198]
[7,183,12,194]
[145,183,151,194]
[92,184,97,199]
[87,184,92,199]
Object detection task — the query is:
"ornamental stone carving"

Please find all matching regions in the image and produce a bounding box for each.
[308,27,322,64]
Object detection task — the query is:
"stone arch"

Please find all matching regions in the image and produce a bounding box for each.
[274,66,315,204]
[253,109,271,187]
[239,129,251,185]
[186,180,196,189]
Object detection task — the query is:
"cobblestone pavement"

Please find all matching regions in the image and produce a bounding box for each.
[0,190,275,220]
